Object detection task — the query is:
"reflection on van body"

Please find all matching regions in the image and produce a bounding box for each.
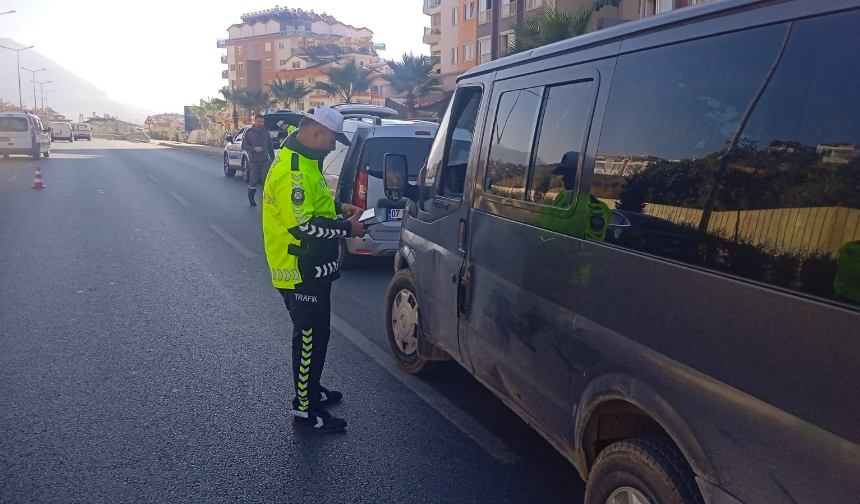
[387,2,860,504]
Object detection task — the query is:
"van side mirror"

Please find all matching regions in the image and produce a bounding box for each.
[383,153,408,201]
[225,135,234,143]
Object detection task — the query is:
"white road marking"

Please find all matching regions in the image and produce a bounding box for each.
[7,173,19,183]
[330,313,522,465]
[146,173,159,183]
[134,164,142,170]
[168,190,190,207]
[208,224,257,258]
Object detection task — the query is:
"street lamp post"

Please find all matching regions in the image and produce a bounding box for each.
[33,80,52,111]
[43,90,55,111]
[0,45,34,108]
[0,10,16,15]
[22,67,46,110]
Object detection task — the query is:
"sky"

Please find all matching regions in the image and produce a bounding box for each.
[0,0,427,114]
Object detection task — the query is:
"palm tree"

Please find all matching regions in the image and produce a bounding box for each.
[218,86,242,130]
[382,54,441,119]
[236,88,275,122]
[314,59,374,104]
[268,77,313,108]
[506,3,598,56]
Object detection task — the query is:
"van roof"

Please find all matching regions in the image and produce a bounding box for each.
[459,0,771,80]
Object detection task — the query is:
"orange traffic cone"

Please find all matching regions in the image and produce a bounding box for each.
[31,165,45,189]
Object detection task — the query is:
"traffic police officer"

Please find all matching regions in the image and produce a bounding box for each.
[262,107,365,433]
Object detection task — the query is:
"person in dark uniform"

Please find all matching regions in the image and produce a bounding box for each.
[241,114,275,207]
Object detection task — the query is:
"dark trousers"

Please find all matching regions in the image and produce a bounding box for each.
[248,160,269,190]
[279,283,332,413]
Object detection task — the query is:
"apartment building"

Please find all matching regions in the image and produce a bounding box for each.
[219,6,386,108]
[424,0,714,90]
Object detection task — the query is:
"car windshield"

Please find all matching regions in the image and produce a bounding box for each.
[0,117,28,132]
[359,137,434,179]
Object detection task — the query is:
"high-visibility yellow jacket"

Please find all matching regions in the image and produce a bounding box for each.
[262,140,350,289]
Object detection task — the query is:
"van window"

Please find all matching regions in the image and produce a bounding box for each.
[486,87,542,199]
[359,137,434,180]
[0,117,28,132]
[425,86,483,198]
[527,80,595,206]
[593,10,860,308]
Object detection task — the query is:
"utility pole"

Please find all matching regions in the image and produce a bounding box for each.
[0,45,34,108]
[33,80,52,110]
[43,90,55,111]
[21,67,46,110]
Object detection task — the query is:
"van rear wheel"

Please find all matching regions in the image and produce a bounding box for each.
[385,269,438,375]
[585,437,703,504]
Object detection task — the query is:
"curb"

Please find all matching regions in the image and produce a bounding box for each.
[157,142,222,160]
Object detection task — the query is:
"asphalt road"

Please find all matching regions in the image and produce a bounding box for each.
[0,140,585,503]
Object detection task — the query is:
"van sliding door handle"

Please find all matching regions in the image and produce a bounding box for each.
[458,219,467,252]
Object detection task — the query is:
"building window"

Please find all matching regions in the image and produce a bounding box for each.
[297,80,304,86]
[464,43,475,62]
[296,100,305,111]
[478,0,491,24]
[478,37,491,64]
[279,59,288,66]
[500,32,515,52]
[265,42,272,52]
[292,61,302,69]
[230,64,236,71]
[526,0,543,9]
[452,6,459,25]
[240,109,246,117]
[231,79,236,89]
[451,46,459,64]
[309,77,316,83]
[237,46,244,55]
[279,42,286,49]
[266,59,272,68]
[239,78,245,87]
[501,0,515,18]
[238,62,245,71]
[465,1,475,20]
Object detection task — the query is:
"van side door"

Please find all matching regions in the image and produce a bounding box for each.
[463,60,611,449]
[404,84,486,362]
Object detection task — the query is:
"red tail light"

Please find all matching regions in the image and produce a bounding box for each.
[353,170,368,210]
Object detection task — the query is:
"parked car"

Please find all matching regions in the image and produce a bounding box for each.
[380,1,860,503]
[222,108,302,180]
[72,123,92,141]
[51,122,73,142]
[329,112,438,268]
[0,112,51,158]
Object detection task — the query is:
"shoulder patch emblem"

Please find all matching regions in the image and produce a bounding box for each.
[291,187,305,206]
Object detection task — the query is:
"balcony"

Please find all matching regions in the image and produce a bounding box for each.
[501,0,515,18]
[423,26,441,45]
[221,54,228,64]
[222,70,228,79]
[280,27,311,37]
[217,38,228,48]
[478,9,491,24]
[423,0,442,15]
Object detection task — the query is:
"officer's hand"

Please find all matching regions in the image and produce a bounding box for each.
[341,203,363,218]
[254,146,263,152]
[347,214,368,238]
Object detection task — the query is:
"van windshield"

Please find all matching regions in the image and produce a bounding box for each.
[0,118,29,132]
[360,137,434,179]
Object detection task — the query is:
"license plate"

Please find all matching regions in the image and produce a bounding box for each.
[387,208,404,220]
[0,137,8,142]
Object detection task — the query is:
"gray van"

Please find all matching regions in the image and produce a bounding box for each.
[380,1,860,503]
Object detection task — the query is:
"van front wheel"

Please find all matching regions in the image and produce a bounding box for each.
[385,269,438,375]
[585,437,704,504]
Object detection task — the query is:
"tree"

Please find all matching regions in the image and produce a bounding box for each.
[505,1,610,55]
[382,54,441,119]
[236,88,275,121]
[314,59,374,104]
[268,77,313,108]
[218,86,242,130]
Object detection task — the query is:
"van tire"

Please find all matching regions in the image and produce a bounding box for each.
[31,150,41,159]
[585,437,704,504]
[338,239,356,270]
[385,269,438,375]
[44,151,50,158]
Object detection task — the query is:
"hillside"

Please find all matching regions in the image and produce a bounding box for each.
[0,39,151,123]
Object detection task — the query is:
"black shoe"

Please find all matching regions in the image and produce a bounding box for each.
[320,386,343,406]
[291,409,347,433]
[248,190,257,207]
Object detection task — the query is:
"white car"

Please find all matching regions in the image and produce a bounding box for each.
[0,112,51,158]
[51,122,73,142]
[72,123,92,141]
